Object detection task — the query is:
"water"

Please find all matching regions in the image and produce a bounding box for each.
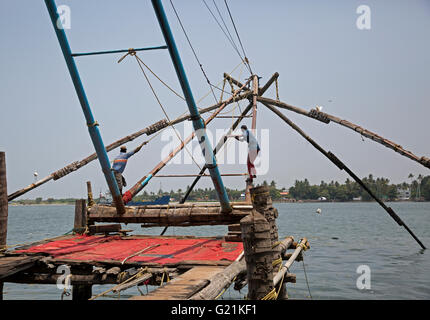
[3,202,430,300]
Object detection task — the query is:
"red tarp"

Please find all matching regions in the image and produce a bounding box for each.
[15,235,243,265]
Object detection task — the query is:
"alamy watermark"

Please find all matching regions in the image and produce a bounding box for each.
[356,5,371,30]
[160,122,270,176]
[356,264,371,290]
[56,5,71,30]
[56,264,72,290]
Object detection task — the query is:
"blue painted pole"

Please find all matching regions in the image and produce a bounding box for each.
[44,0,125,214]
[151,0,231,212]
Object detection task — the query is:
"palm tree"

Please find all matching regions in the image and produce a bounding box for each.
[417,174,423,199]
[408,173,414,199]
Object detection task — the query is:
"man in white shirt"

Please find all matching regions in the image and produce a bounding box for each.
[233,125,260,183]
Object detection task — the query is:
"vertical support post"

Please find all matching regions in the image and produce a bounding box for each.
[240,211,274,300]
[151,0,231,213]
[245,75,259,202]
[44,0,124,214]
[240,185,280,300]
[251,75,258,132]
[0,152,8,300]
[73,199,87,234]
[72,284,92,301]
[86,181,95,207]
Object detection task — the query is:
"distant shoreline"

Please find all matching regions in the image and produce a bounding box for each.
[272,199,429,203]
[9,199,429,206]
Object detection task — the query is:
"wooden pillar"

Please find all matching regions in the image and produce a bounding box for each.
[251,75,258,132]
[251,185,279,255]
[240,211,274,300]
[0,152,8,300]
[74,199,87,233]
[72,284,92,300]
[86,181,95,207]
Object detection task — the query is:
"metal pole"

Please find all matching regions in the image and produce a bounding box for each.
[151,0,231,212]
[44,0,124,214]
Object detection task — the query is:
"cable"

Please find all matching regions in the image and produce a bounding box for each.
[132,54,203,171]
[302,253,313,299]
[201,0,250,74]
[223,0,253,75]
[170,0,218,104]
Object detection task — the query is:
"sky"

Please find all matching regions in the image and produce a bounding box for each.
[0,0,429,199]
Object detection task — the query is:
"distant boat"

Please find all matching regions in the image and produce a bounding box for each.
[97,194,170,206]
[126,195,170,206]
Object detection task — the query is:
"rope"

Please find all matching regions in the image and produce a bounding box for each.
[201,0,245,67]
[302,254,313,299]
[89,267,150,300]
[170,0,218,104]
[118,49,185,101]
[223,0,253,75]
[125,52,203,171]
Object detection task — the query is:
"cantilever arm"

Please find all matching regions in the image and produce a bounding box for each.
[7,92,251,202]
[257,96,430,170]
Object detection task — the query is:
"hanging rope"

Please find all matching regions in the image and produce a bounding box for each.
[201,0,251,75]
[170,0,218,104]
[223,0,253,75]
[122,51,203,171]
[302,254,313,299]
[118,48,185,101]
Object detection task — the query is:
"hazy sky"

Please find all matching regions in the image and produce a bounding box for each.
[1,0,429,199]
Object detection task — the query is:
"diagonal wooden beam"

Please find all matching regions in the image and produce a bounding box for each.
[258,96,430,170]
[7,92,252,201]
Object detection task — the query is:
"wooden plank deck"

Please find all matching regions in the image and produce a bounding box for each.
[0,255,41,280]
[129,266,225,300]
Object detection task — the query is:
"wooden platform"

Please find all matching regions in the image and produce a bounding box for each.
[0,255,40,280]
[129,266,225,300]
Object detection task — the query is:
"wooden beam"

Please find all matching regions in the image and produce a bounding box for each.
[88,203,251,225]
[73,199,87,232]
[258,96,430,170]
[7,92,252,202]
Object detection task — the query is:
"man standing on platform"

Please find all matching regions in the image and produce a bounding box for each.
[232,125,260,184]
[111,142,147,195]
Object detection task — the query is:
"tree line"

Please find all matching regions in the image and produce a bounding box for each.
[135,174,430,202]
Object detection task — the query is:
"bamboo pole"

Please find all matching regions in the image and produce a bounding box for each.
[263,102,426,250]
[273,238,309,286]
[153,173,247,178]
[122,78,252,204]
[189,236,293,300]
[258,96,430,170]
[7,93,251,202]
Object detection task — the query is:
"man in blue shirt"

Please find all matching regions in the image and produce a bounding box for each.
[111,142,147,194]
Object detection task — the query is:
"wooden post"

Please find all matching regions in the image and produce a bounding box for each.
[86,181,95,207]
[251,185,279,256]
[240,185,281,300]
[72,284,92,300]
[0,152,8,300]
[240,211,274,300]
[251,75,258,132]
[74,199,87,233]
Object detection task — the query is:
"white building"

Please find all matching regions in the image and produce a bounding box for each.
[397,188,410,200]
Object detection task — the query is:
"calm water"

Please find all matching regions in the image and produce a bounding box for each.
[3,202,430,300]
